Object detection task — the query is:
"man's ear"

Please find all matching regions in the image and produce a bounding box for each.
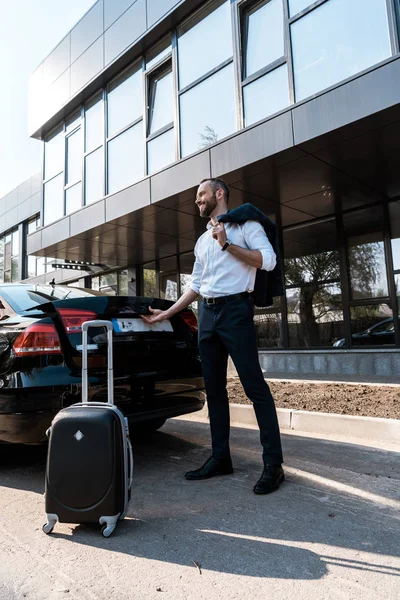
[216,188,224,202]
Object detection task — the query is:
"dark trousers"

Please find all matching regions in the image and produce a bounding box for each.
[198,295,283,466]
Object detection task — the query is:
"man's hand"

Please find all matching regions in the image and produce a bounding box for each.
[211,219,227,248]
[141,307,170,324]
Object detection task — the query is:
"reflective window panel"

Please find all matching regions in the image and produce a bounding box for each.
[85,95,103,152]
[348,238,388,299]
[159,256,178,301]
[27,255,36,278]
[143,262,157,297]
[99,272,118,295]
[66,182,82,214]
[107,66,142,137]
[245,0,284,78]
[85,147,104,205]
[147,129,175,174]
[148,69,173,134]
[350,304,395,346]
[180,63,236,157]
[44,174,64,225]
[107,123,144,194]
[244,64,290,126]
[44,127,64,180]
[11,230,19,257]
[254,311,283,348]
[286,283,343,347]
[146,37,172,70]
[178,1,232,90]
[289,0,313,16]
[291,0,391,101]
[66,129,82,185]
[66,110,81,133]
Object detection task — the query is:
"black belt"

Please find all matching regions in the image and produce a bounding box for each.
[203,292,250,305]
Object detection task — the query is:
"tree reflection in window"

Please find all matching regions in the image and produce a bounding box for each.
[285,250,342,347]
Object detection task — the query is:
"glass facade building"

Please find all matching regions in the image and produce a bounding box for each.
[6,0,398,360]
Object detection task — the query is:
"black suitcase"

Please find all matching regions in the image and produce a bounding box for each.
[43,320,133,538]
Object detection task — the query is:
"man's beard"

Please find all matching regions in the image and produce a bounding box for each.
[200,193,217,218]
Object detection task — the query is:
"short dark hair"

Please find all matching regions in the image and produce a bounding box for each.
[200,178,229,203]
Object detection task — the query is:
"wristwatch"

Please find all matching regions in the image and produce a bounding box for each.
[221,239,232,251]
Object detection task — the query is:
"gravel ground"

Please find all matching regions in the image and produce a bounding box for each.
[227,378,400,420]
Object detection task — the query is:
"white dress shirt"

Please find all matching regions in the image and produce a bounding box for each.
[190,220,276,298]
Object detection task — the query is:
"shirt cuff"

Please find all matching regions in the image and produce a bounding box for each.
[190,283,200,295]
[260,248,277,272]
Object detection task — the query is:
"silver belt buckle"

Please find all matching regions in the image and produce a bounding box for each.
[205,297,215,305]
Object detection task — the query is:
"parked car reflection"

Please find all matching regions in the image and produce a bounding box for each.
[333,316,399,347]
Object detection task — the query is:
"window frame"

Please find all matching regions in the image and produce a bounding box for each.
[145,54,176,174]
[106,60,145,195]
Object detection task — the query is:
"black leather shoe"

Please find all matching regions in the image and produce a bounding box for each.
[185,456,233,480]
[253,465,285,494]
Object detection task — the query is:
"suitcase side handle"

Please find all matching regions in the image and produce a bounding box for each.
[81,320,114,405]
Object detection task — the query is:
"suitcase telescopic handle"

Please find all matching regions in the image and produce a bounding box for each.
[81,320,114,405]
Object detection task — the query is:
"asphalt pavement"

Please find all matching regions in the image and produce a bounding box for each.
[0,418,399,600]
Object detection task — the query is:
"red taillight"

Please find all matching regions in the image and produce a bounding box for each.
[14,323,62,356]
[57,308,98,334]
[180,310,198,333]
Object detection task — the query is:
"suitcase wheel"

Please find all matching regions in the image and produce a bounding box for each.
[42,522,55,534]
[101,524,115,538]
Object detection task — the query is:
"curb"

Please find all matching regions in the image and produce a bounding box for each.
[179,403,400,444]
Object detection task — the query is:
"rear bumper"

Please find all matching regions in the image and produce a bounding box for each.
[0,376,205,444]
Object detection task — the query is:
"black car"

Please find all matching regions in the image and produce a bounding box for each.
[0,284,204,444]
[333,316,399,347]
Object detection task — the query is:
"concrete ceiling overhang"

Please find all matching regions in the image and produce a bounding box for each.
[27,58,400,268]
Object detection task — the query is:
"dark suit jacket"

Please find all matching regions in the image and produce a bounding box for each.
[217,203,283,307]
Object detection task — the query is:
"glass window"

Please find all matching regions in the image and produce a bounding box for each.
[178,1,233,89]
[286,283,343,347]
[11,230,19,257]
[66,129,82,185]
[143,262,157,297]
[344,205,388,300]
[147,129,175,174]
[244,0,284,78]
[85,148,104,205]
[148,68,173,134]
[44,174,64,225]
[348,238,388,299]
[66,110,81,133]
[108,123,144,194]
[11,256,18,281]
[44,127,64,180]
[27,255,36,278]
[36,257,45,276]
[289,0,312,16]
[118,270,129,295]
[350,304,394,346]
[284,220,343,347]
[85,95,103,152]
[146,37,172,70]
[159,256,178,301]
[244,64,289,126]
[66,182,82,214]
[27,217,40,234]
[180,63,236,157]
[99,272,118,295]
[291,0,392,101]
[107,66,142,137]
[254,311,283,348]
